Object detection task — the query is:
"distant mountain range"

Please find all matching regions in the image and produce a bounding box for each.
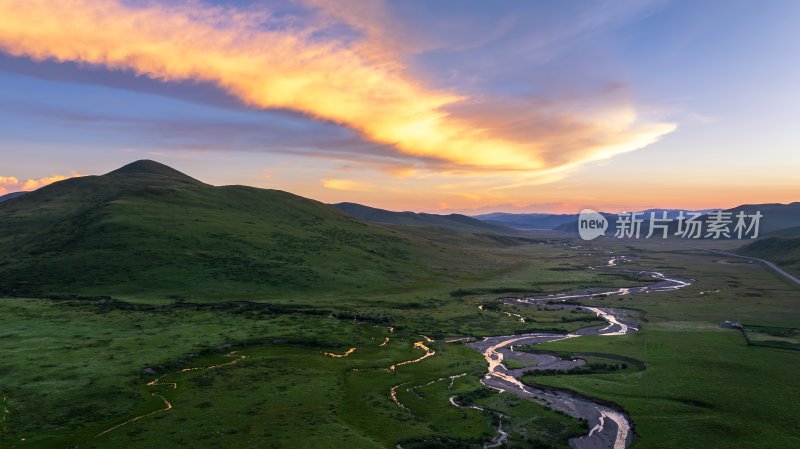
[551,209,737,235]
[473,209,716,233]
[473,205,800,238]
[724,203,800,234]
[333,202,518,235]
[473,212,576,230]
[474,204,800,276]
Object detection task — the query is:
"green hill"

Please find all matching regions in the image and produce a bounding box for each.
[737,202,800,276]
[726,202,800,234]
[0,191,26,202]
[0,161,510,300]
[333,202,518,234]
[739,237,800,277]
[763,225,800,238]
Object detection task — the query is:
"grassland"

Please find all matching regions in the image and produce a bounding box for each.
[0,236,638,449]
[3,237,799,448]
[520,238,800,449]
[0,294,589,449]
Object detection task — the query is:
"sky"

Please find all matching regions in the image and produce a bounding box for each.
[0,0,798,213]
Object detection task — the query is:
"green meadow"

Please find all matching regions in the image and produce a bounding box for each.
[0,293,587,449]
[2,180,799,449]
[524,239,800,449]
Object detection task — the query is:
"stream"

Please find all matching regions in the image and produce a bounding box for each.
[77,256,693,449]
[467,256,693,449]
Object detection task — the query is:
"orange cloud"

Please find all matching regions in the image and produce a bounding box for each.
[0,177,19,195]
[0,173,80,194]
[0,0,674,176]
[22,175,70,190]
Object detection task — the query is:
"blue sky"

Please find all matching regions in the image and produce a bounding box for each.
[0,0,797,212]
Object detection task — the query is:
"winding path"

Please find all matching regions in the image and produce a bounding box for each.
[91,352,247,441]
[467,257,694,449]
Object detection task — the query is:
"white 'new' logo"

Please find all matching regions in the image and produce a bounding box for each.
[578,209,608,240]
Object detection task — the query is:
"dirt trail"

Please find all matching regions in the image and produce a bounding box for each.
[91,352,246,441]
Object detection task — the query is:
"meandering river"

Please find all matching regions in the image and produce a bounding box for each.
[467,257,693,449]
[85,255,693,449]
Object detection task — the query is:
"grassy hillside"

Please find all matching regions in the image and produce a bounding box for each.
[763,225,800,238]
[0,161,515,300]
[739,237,800,276]
[0,191,26,202]
[333,202,517,234]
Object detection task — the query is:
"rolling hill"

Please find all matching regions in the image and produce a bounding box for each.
[737,217,800,275]
[333,202,518,234]
[764,225,800,238]
[0,191,26,202]
[0,160,512,300]
[739,237,800,277]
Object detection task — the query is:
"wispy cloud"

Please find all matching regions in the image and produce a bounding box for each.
[321,178,371,192]
[0,0,675,177]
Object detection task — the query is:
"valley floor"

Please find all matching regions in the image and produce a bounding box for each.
[1,238,798,449]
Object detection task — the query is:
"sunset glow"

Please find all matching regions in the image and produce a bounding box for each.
[0,0,798,212]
